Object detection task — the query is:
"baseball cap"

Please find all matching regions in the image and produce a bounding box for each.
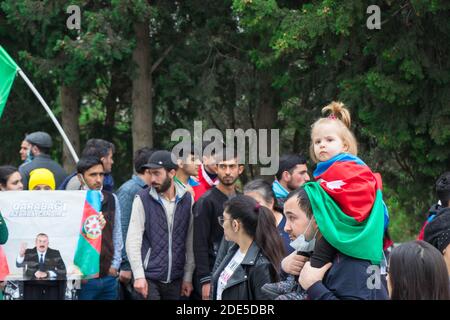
[142,150,178,171]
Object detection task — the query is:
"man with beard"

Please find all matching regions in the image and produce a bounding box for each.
[192,149,244,300]
[272,154,310,209]
[126,150,195,300]
[77,157,123,300]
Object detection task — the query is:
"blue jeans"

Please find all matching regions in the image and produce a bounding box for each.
[79,275,118,300]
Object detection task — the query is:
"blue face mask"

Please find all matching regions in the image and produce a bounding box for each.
[289,218,318,252]
[25,148,34,162]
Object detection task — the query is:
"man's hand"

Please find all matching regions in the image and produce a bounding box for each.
[108,267,118,277]
[134,278,148,299]
[19,242,27,257]
[281,251,309,276]
[34,270,48,279]
[181,281,193,297]
[299,261,332,290]
[98,213,106,229]
[119,270,132,284]
[201,282,211,300]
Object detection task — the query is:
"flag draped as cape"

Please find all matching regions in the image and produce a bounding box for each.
[306,153,388,263]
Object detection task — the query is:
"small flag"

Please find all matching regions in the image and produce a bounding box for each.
[0,46,19,118]
[73,190,102,278]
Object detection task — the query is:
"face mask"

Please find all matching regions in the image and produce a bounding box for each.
[26,148,34,162]
[290,218,318,253]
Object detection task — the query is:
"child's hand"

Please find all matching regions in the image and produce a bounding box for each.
[281,251,309,276]
[299,261,332,290]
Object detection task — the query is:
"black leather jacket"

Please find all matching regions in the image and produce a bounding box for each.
[211,241,277,300]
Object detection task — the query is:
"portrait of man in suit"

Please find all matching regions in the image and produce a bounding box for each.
[16,233,67,299]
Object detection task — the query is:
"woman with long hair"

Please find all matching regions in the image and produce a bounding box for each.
[244,178,291,256]
[387,240,449,300]
[211,195,285,300]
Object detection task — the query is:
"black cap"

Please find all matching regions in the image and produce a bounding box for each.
[424,208,450,253]
[25,131,52,148]
[142,150,178,170]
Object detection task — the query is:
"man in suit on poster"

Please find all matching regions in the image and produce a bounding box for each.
[16,233,67,299]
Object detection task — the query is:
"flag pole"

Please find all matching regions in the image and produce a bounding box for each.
[17,69,79,163]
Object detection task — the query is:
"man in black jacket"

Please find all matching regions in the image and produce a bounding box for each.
[16,233,67,300]
[193,149,244,300]
[19,131,67,190]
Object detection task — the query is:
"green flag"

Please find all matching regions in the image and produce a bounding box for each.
[304,181,385,264]
[0,46,19,118]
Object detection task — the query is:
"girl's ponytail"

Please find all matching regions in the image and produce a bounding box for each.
[322,101,352,129]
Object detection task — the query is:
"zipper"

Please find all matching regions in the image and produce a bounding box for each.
[143,247,152,269]
[158,190,182,283]
[160,201,174,283]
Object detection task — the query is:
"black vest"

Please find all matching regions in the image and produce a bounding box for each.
[99,191,115,277]
[138,187,192,282]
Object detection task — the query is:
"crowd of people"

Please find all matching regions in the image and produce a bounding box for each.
[0,101,449,300]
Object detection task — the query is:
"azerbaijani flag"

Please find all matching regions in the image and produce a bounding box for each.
[305,181,385,263]
[313,153,385,222]
[306,153,388,263]
[73,190,102,278]
[0,46,18,118]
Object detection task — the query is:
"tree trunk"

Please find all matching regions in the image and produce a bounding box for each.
[255,74,278,130]
[104,71,121,141]
[131,21,153,153]
[292,128,301,153]
[60,85,80,173]
[255,73,280,178]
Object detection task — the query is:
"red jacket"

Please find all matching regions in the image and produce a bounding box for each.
[192,165,218,202]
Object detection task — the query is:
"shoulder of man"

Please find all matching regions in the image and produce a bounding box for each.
[197,188,217,203]
[47,248,61,256]
[325,253,373,283]
[101,190,115,200]
[25,248,36,255]
[18,161,33,174]
[193,190,216,212]
[117,178,135,193]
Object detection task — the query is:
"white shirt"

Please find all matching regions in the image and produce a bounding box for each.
[160,195,176,232]
[216,249,246,300]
